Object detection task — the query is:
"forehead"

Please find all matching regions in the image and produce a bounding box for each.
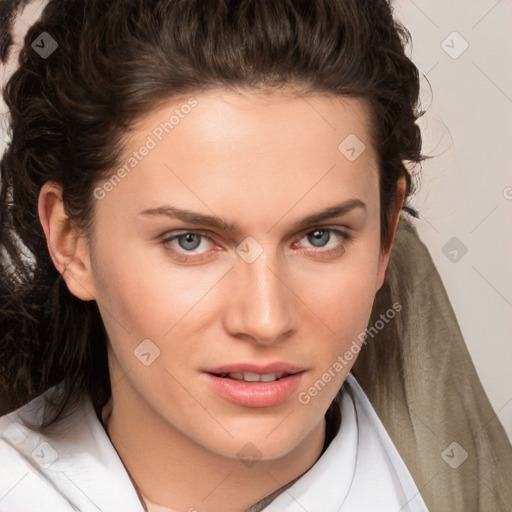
[130,87,375,150]
[96,89,380,229]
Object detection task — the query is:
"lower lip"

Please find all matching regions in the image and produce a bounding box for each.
[204,372,304,407]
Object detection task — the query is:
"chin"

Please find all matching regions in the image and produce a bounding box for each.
[199,419,317,463]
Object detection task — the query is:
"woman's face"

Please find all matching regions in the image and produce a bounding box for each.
[85,89,395,460]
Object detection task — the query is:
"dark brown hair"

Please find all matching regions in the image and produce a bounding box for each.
[0,0,423,426]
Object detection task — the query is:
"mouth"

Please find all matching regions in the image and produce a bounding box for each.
[210,371,296,383]
[203,363,305,407]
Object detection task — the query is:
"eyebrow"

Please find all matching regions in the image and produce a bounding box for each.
[137,198,366,233]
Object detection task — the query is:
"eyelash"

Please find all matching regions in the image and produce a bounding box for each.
[161,227,352,262]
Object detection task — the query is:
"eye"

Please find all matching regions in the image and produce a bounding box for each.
[175,232,203,251]
[162,230,215,257]
[305,229,332,247]
[294,227,351,258]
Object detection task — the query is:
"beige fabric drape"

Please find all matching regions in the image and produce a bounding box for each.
[353,217,512,511]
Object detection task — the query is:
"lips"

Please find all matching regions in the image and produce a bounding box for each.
[203,362,305,407]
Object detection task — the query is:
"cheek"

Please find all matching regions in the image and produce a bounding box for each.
[305,272,377,363]
[91,240,231,357]
[89,238,168,355]
[297,250,381,336]
[291,259,379,408]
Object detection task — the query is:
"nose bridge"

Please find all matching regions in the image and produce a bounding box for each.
[225,250,295,343]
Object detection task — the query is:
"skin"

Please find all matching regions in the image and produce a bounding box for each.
[39,89,405,512]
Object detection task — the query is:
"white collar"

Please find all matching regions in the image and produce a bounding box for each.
[0,393,143,511]
[262,374,429,511]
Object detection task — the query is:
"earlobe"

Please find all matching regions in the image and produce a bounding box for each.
[38,182,96,301]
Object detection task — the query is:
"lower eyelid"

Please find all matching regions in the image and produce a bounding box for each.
[164,244,215,262]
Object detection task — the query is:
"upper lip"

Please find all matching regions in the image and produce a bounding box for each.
[204,362,305,375]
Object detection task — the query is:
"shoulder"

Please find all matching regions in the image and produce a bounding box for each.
[0,390,76,510]
[0,388,143,511]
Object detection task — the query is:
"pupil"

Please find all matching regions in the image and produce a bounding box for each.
[178,233,201,250]
[308,230,329,247]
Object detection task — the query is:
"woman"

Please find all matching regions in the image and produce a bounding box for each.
[0,1,510,511]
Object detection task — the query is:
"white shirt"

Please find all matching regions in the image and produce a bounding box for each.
[0,374,429,511]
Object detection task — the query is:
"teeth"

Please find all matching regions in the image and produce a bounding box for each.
[243,372,261,382]
[225,371,287,382]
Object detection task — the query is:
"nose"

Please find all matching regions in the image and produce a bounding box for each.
[222,254,297,345]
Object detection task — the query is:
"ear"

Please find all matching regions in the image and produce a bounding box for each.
[38,181,96,301]
[376,176,406,291]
